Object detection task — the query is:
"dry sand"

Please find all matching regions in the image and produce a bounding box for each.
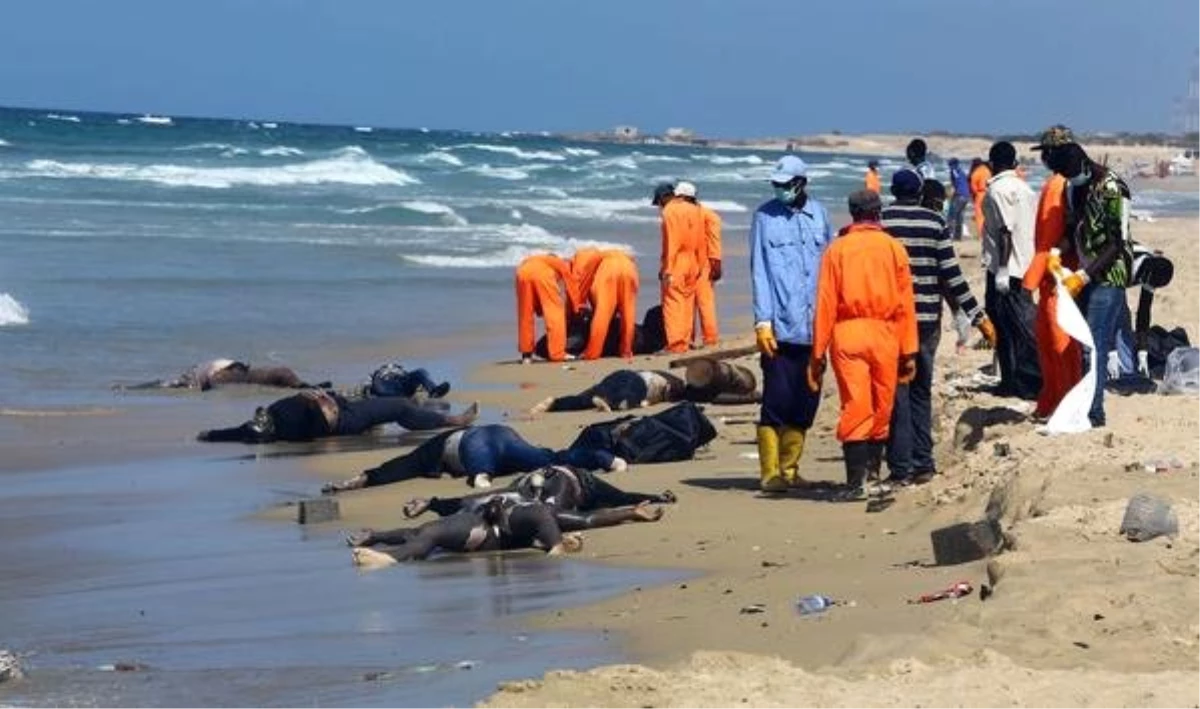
[300,216,1199,708]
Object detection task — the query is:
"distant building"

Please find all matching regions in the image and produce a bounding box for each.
[664,127,695,142]
[614,125,639,140]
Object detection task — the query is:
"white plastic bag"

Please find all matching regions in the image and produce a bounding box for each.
[1042,260,1097,435]
[1161,347,1199,395]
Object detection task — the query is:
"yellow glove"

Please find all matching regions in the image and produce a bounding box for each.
[755,323,778,358]
[806,357,825,392]
[1063,270,1089,298]
[1047,249,1063,278]
[977,316,997,348]
[898,354,917,384]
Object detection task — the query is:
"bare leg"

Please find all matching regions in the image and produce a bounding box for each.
[554,502,665,532]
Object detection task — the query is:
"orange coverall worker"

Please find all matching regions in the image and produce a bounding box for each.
[694,204,722,346]
[515,254,577,362]
[1021,173,1082,418]
[969,163,992,237]
[659,198,706,353]
[864,169,881,194]
[811,222,918,446]
[573,248,640,360]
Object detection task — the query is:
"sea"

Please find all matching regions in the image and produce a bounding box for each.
[0,106,1195,706]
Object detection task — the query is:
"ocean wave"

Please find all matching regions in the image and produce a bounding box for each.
[452,143,566,162]
[0,138,9,147]
[633,152,687,163]
[335,200,469,226]
[46,113,81,123]
[693,154,765,165]
[259,145,305,157]
[467,164,530,181]
[403,233,634,269]
[0,293,29,326]
[417,150,465,167]
[563,147,601,157]
[526,186,570,198]
[136,115,173,126]
[14,147,419,189]
[588,156,639,171]
[354,126,374,133]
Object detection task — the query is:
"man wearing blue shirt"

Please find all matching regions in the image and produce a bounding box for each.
[749,155,833,493]
[946,158,970,241]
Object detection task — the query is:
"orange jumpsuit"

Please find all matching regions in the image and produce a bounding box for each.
[1021,173,1082,418]
[969,164,992,237]
[573,248,639,359]
[864,169,881,194]
[694,204,721,346]
[659,199,705,353]
[812,223,918,443]
[515,254,576,361]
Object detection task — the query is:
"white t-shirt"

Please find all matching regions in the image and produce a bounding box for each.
[981,170,1037,278]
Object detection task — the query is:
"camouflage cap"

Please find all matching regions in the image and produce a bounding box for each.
[1031,124,1075,151]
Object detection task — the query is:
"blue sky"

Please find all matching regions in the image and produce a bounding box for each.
[0,0,1195,136]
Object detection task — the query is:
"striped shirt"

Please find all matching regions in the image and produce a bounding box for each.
[881,202,982,327]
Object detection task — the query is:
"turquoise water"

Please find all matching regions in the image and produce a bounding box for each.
[1,106,1192,413]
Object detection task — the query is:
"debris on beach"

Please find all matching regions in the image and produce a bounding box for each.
[98,661,149,672]
[739,604,766,614]
[1119,493,1178,542]
[908,581,973,604]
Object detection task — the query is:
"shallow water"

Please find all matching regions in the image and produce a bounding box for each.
[0,453,681,707]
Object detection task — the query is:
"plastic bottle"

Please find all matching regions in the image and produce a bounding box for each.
[796,594,834,615]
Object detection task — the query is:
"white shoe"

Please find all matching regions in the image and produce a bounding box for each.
[471,474,492,489]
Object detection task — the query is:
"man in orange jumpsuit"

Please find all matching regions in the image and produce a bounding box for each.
[653,182,706,353]
[808,190,918,499]
[1023,125,1082,419]
[673,181,721,347]
[969,158,992,238]
[572,247,640,360]
[515,253,579,364]
[864,160,881,194]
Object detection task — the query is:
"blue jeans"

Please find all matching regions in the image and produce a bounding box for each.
[947,195,968,240]
[1081,284,1125,426]
[887,324,941,479]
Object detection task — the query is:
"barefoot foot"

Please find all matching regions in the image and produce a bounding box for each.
[351,547,398,569]
[345,529,374,547]
[403,497,431,519]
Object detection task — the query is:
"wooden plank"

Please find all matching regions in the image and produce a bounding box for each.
[667,345,759,369]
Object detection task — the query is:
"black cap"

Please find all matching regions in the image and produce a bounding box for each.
[848,189,882,216]
[651,182,675,205]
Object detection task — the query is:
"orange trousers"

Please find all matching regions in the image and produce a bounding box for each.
[583,256,639,360]
[694,268,719,346]
[662,278,697,353]
[515,262,567,361]
[1033,283,1082,418]
[830,319,899,442]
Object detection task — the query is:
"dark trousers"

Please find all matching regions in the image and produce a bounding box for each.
[1081,284,1125,426]
[985,277,1042,400]
[887,323,941,479]
[759,342,821,428]
[947,195,968,240]
[391,369,440,398]
[549,370,648,411]
[335,396,453,435]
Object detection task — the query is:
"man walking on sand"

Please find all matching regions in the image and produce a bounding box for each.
[675,181,722,348]
[808,190,917,500]
[881,172,995,486]
[749,155,833,494]
[981,141,1042,400]
[654,182,706,354]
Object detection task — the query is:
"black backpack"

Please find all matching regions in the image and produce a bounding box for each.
[1145,326,1192,379]
[568,401,717,464]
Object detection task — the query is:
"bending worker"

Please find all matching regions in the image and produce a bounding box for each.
[572,247,639,360]
[675,181,721,348]
[749,155,832,493]
[654,181,706,354]
[515,252,581,364]
[808,190,918,500]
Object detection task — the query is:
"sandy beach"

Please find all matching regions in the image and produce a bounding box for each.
[302,209,1199,707]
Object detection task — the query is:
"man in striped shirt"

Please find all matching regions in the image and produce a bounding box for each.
[881,171,995,485]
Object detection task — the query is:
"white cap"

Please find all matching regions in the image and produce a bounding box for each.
[674,181,697,197]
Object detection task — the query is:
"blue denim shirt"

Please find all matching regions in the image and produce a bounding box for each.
[749,197,833,345]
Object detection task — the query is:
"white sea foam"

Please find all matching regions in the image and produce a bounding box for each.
[46,113,81,123]
[136,115,173,126]
[510,209,524,220]
[0,293,29,326]
[522,197,656,222]
[693,154,764,165]
[354,126,374,133]
[335,200,468,225]
[0,139,9,147]
[452,143,566,162]
[417,151,465,167]
[262,122,278,129]
[633,152,687,163]
[526,186,570,198]
[17,147,419,189]
[588,156,639,171]
[403,229,633,269]
[563,147,601,157]
[467,164,530,181]
[259,145,305,157]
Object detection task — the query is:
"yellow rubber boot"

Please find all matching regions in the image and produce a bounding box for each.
[778,426,811,488]
[756,426,786,493]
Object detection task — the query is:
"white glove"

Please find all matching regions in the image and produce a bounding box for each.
[994,267,1010,295]
[1106,350,1121,380]
[1137,350,1150,378]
